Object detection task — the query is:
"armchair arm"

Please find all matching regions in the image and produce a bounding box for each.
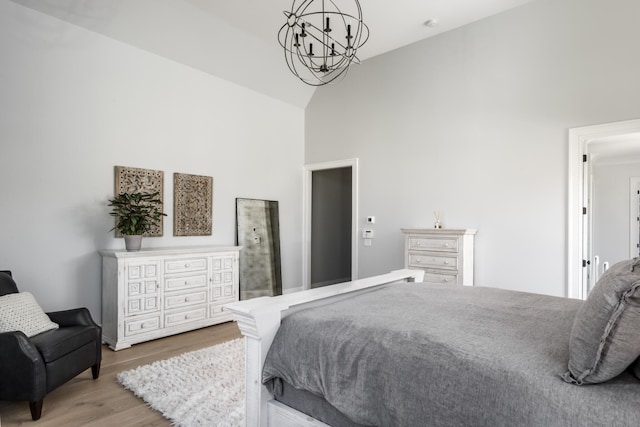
[0,331,46,401]
[47,307,99,328]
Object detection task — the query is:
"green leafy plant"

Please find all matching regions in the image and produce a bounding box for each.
[108,192,167,236]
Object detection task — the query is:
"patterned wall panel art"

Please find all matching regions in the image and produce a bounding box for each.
[114,166,164,237]
[173,173,213,236]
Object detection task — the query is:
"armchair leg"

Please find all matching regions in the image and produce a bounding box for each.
[92,362,101,379]
[29,399,43,421]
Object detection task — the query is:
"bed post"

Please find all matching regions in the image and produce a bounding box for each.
[228,301,286,427]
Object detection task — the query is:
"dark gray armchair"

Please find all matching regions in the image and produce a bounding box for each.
[0,271,102,420]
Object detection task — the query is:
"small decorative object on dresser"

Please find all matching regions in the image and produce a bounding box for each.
[100,246,241,350]
[433,211,442,229]
[401,228,476,286]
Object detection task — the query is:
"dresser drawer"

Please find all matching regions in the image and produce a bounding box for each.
[164,289,207,310]
[124,315,161,337]
[409,237,458,253]
[164,273,207,291]
[164,257,207,274]
[409,253,458,270]
[210,302,233,319]
[165,306,207,327]
[423,272,459,285]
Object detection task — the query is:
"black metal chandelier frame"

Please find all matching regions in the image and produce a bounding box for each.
[278,0,369,86]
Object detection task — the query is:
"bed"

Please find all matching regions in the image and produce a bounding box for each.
[225,265,640,427]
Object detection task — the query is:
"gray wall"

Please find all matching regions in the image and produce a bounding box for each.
[0,1,304,321]
[305,0,640,296]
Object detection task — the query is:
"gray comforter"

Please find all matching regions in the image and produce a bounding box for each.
[262,283,640,426]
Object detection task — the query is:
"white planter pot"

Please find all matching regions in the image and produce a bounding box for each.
[124,235,143,251]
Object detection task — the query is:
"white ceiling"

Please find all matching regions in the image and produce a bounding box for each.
[11,0,535,108]
[183,0,535,62]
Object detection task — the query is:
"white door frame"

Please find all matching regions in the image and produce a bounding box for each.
[568,118,640,299]
[302,158,359,290]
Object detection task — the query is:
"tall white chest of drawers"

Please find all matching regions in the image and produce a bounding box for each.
[401,229,476,286]
[101,246,241,350]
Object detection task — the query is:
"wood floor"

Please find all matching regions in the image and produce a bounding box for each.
[0,322,242,427]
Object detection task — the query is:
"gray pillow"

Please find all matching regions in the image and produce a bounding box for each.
[634,358,640,381]
[561,258,640,385]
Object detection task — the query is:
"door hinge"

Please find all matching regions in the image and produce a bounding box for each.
[583,154,587,162]
[582,260,590,267]
[583,207,587,215]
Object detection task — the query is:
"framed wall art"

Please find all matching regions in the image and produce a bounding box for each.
[114,165,164,237]
[173,173,213,236]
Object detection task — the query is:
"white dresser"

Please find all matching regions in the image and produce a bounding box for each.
[401,229,476,286]
[100,246,241,350]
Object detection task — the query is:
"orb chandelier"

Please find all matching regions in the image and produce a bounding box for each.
[278,0,369,86]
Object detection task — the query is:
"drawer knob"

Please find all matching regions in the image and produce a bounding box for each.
[444,261,449,265]
[444,243,449,247]
[416,242,421,246]
[184,297,189,302]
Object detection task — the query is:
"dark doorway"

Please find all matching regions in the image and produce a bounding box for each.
[311,167,352,288]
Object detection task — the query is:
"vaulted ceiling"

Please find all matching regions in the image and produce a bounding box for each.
[10,0,535,108]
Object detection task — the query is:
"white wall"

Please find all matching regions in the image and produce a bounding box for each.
[0,1,304,321]
[305,0,640,296]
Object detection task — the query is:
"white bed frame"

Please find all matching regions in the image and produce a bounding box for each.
[224,269,424,427]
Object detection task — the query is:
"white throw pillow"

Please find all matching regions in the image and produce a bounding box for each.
[0,292,59,337]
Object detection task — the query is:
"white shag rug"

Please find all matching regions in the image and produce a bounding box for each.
[117,338,245,427]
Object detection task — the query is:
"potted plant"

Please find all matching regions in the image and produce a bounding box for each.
[108,191,167,251]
